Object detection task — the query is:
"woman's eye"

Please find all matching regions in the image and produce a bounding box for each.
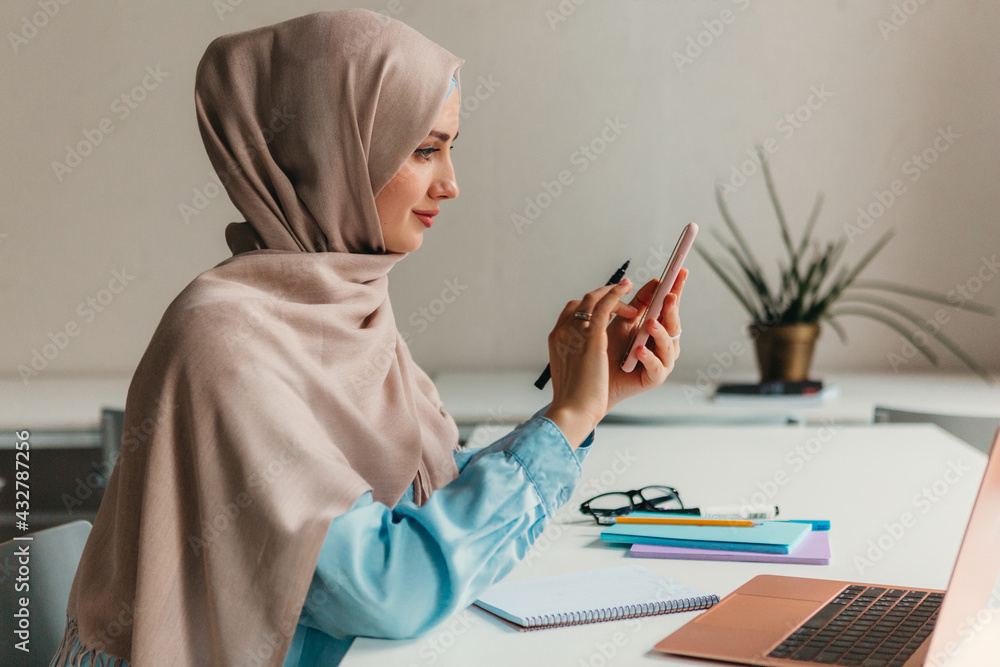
[414,147,440,160]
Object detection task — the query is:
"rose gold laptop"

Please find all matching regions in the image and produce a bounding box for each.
[655,429,1000,666]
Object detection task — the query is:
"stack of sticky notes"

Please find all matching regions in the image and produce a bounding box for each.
[600,512,831,565]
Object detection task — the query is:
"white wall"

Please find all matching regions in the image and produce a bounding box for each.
[2,0,998,384]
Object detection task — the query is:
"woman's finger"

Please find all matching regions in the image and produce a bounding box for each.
[588,281,634,332]
[660,297,682,362]
[575,280,629,320]
[616,302,640,319]
[627,278,658,313]
[642,315,674,383]
[637,338,670,384]
[659,269,688,332]
[658,268,687,313]
[660,293,681,337]
[554,299,584,329]
[579,280,631,319]
[553,280,632,333]
[670,267,689,299]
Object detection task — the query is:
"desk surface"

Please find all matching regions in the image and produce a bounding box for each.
[432,370,1000,425]
[342,424,988,666]
[3,371,998,432]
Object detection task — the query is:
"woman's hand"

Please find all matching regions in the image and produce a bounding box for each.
[543,279,639,448]
[542,270,688,448]
[606,268,688,411]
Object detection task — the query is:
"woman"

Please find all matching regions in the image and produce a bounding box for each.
[52,9,687,667]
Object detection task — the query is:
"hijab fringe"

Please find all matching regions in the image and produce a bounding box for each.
[51,614,128,667]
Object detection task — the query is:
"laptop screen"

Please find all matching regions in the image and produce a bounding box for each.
[923,429,1000,666]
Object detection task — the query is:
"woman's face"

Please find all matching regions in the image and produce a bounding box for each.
[375,89,460,253]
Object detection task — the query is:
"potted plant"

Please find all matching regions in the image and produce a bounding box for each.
[697,146,995,384]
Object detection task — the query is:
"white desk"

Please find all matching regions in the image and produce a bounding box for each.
[3,371,998,433]
[432,370,1000,426]
[342,424,989,666]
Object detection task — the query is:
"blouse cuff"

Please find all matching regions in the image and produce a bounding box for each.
[503,415,584,517]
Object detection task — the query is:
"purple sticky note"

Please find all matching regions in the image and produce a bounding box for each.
[630,529,830,565]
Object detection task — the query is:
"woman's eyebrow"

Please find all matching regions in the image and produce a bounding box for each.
[428,130,458,142]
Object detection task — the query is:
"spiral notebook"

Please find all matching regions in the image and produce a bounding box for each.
[473,565,718,630]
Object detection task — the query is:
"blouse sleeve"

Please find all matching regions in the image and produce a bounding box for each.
[452,403,593,473]
[297,404,595,641]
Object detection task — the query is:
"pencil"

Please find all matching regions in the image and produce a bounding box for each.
[613,516,760,527]
[534,259,630,390]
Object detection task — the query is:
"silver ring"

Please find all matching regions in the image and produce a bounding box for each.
[573,311,592,321]
[670,329,682,341]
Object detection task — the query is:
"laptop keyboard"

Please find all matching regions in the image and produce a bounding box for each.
[767,585,942,666]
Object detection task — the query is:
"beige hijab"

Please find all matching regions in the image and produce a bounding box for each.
[56,9,464,666]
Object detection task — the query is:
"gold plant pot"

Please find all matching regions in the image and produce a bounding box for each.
[750,323,821,383]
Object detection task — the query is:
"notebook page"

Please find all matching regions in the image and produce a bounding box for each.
[475,565,712,623]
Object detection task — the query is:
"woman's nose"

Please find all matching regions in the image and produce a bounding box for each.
[430,161,459,200]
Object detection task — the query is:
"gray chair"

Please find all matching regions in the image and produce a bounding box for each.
[873,406,1000,455]
[0,520,91,666]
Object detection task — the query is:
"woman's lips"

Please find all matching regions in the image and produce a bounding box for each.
[413,210,438,228]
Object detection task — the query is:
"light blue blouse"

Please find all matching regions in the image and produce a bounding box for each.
[52,405,593,667]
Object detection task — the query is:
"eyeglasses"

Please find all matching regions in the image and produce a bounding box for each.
[579,485,690,525]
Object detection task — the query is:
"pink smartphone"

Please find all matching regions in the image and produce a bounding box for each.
[620,222,698,372]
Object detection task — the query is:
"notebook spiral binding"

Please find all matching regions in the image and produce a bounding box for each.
[520,594,720,630]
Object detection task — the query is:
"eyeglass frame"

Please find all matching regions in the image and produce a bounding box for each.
[579,485,689,525]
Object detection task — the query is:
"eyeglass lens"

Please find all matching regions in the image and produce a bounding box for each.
[585,493,636,513]
[638,486,681,509]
